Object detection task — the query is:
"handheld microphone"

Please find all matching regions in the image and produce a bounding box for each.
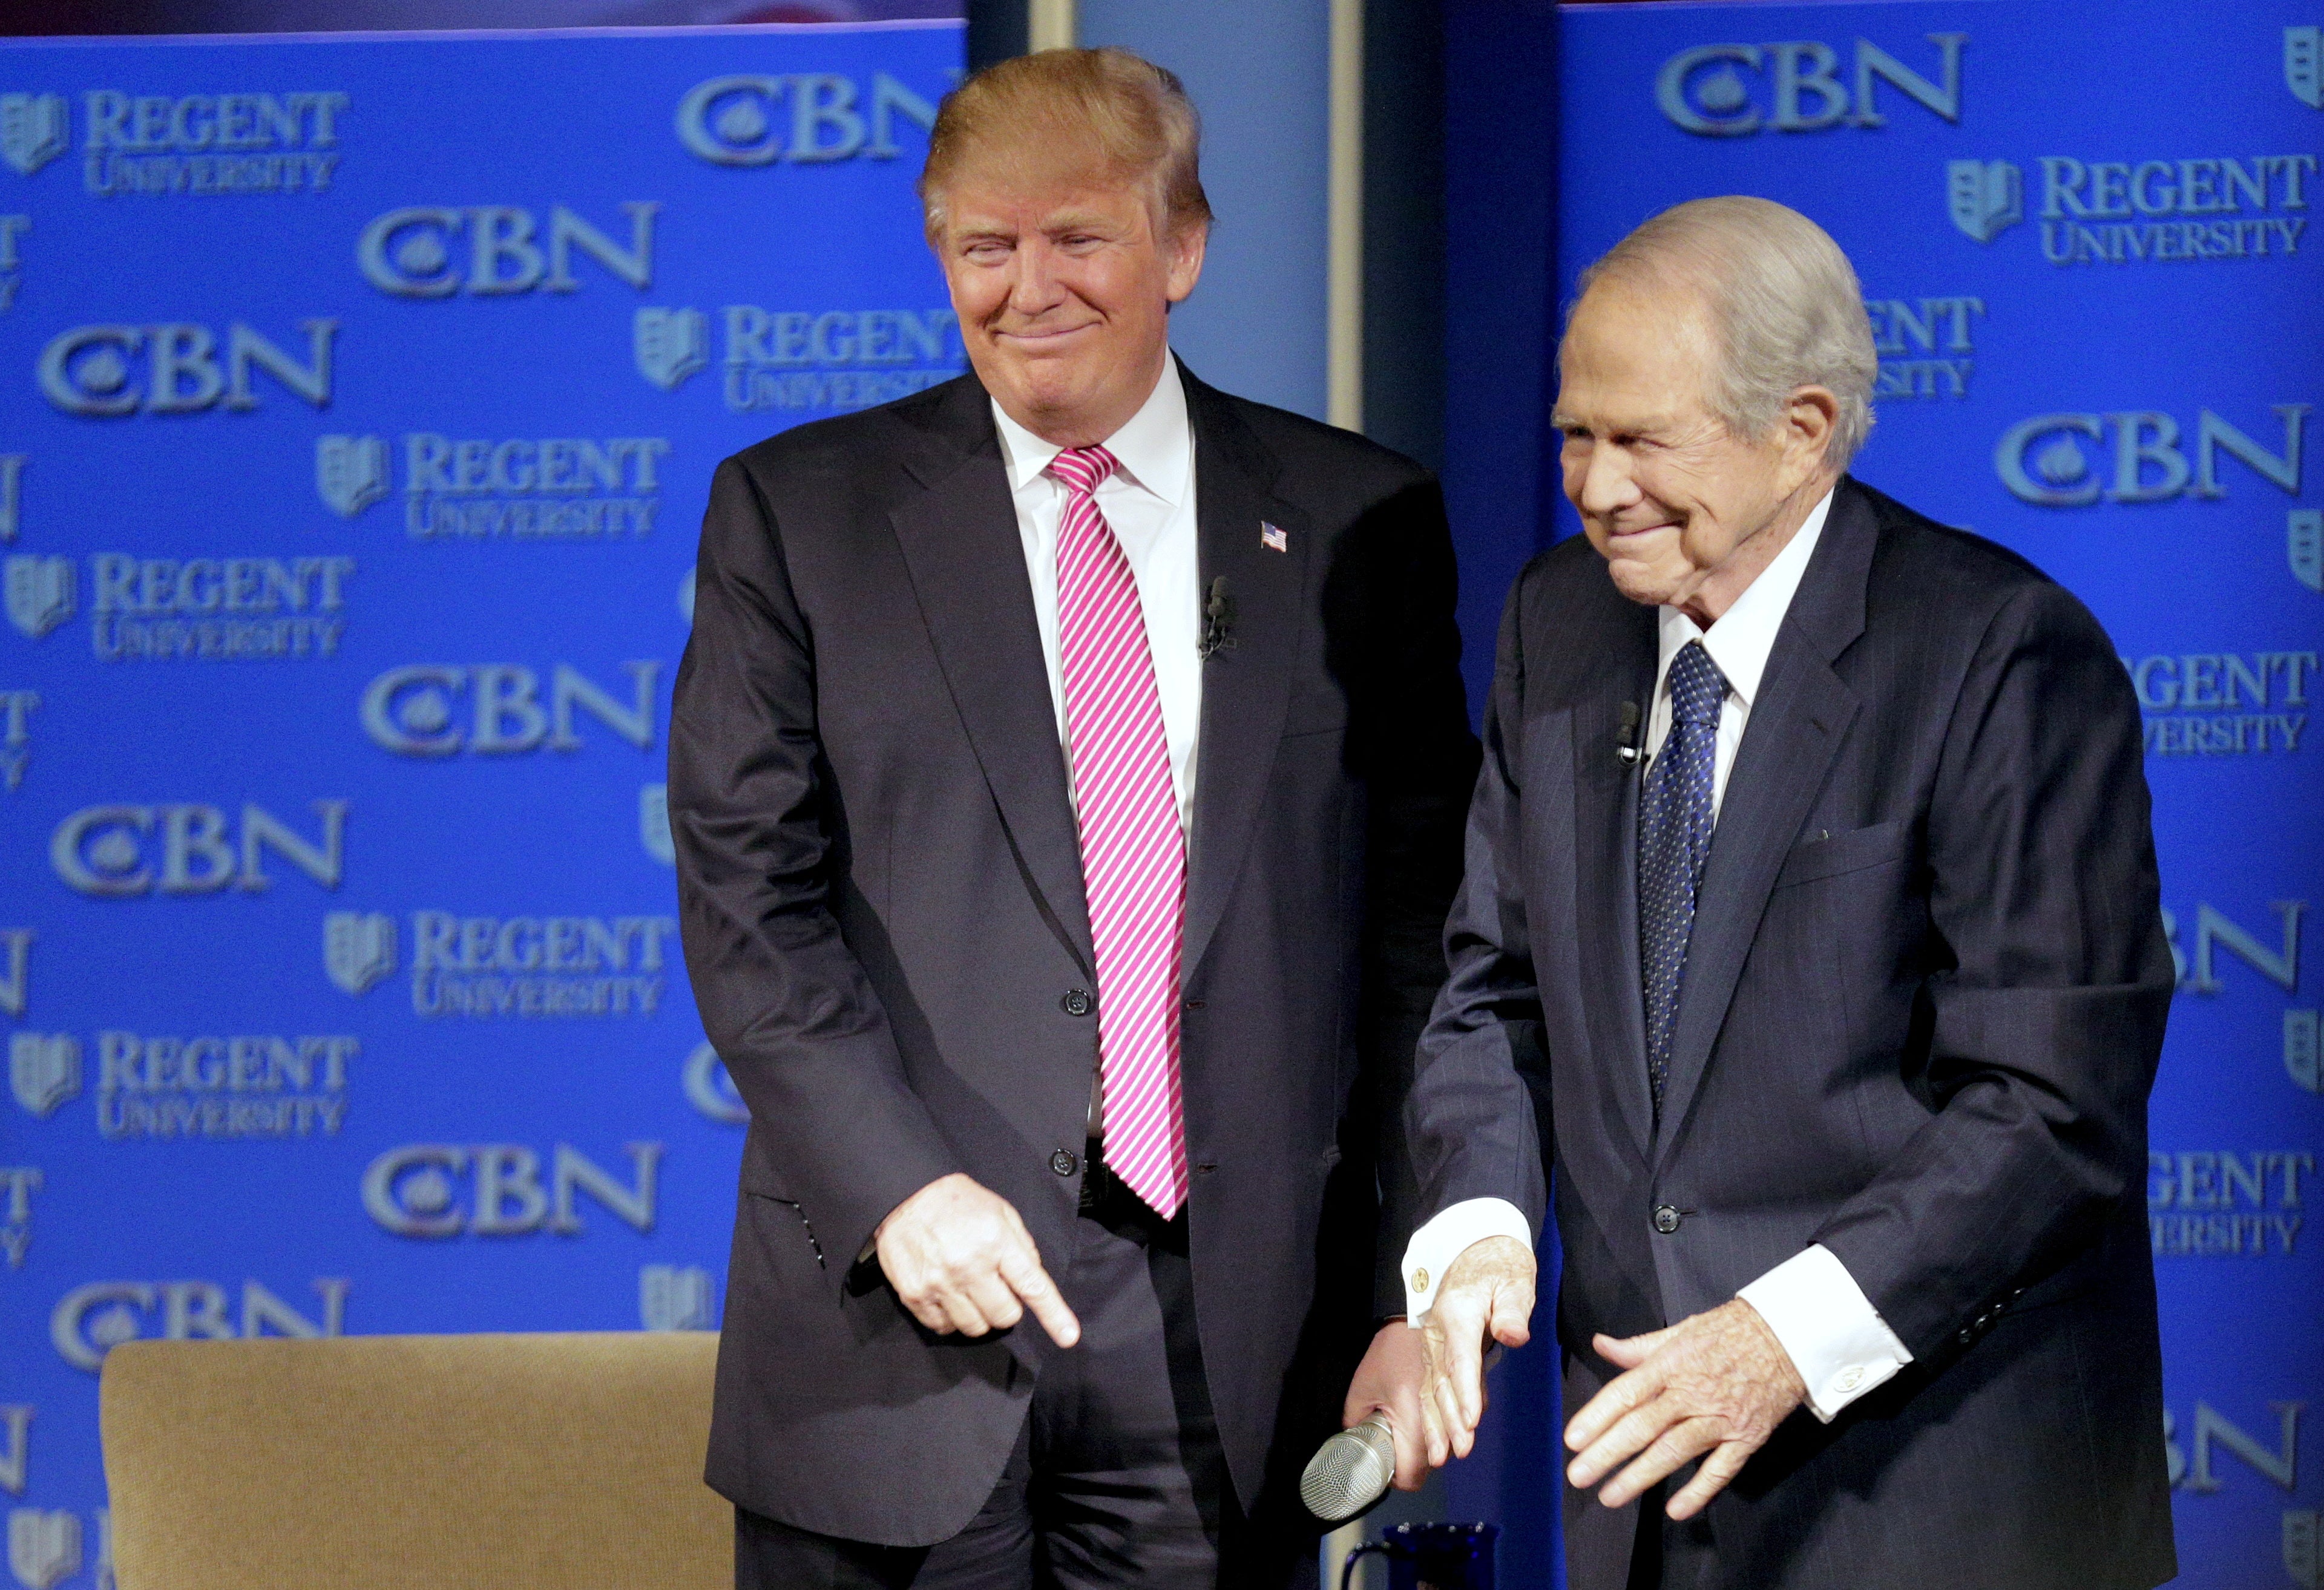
[1615,700,1643,765]
[1301,1412,1396,1523]
[1198,577,1237,659]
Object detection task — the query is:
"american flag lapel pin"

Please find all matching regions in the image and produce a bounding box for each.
[1260,522,1288,553]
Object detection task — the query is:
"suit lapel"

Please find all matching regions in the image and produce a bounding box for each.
[1180,371,1304,980]
[886,376,1093,973]
[1651,483,1877,1165]
[1571,597,1660,1166]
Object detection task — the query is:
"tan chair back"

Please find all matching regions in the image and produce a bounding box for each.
[100,1332,727,1589]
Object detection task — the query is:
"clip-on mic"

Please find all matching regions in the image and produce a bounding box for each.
[1198,577,1236,660]
[1615,700,1643,765]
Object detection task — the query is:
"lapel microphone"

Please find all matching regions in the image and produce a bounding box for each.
[1198,577,1236,660]
[1615,700,1643,765]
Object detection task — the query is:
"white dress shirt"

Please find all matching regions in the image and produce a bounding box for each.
[990,353,1201,831]
[1400,488,1917,1424]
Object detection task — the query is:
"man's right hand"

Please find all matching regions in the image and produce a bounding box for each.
[874,1172,1082,1347]
[1419,1234,1536,1466]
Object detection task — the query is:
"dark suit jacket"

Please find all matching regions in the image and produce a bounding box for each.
[1407,479,2175,1590]
[668,366,1479,1545]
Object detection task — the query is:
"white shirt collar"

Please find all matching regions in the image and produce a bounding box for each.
[1655,486,1836,710]
[991,352,1191,507]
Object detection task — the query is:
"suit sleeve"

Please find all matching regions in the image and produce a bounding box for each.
[1402,575,1552,1263]
[668,456,962,1273]
[1347,471,1485,1318]
[1810,580,2173,1359]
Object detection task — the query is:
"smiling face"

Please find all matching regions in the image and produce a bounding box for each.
[1555,274,1836,624]
[932,163,1206,448]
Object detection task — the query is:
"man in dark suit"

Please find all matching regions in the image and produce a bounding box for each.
[668,47,1476,1588]
[1398,197,2175,1590]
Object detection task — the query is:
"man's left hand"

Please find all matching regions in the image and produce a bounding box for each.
[1563,1298,1805,1520]
[1343,1321,1430,1491]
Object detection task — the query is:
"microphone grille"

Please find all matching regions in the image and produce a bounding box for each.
[1300,1416,1396,1523]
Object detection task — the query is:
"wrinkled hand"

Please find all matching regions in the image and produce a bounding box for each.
[1564,1298,1804,1520]
[1343,1321,1431,1491]
[1419,1235,1536,1467]
[874,1173,1080,1347]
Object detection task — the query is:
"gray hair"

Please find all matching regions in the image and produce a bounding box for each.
[1572,196,1876,469]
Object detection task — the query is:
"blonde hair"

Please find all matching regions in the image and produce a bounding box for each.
[1574,196,1877,468]
[919,47,1211,240]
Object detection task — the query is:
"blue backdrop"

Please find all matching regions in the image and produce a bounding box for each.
[4,8,2318,1590]
[0,22,965,1588]
[1443,4,2322,1588]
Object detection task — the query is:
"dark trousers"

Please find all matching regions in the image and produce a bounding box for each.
[736,1163,1316,1589]
[1624,1483,1718,1590]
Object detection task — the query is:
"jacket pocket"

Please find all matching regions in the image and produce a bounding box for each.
[1282,687,1350,738]
[1773,817,1914,890]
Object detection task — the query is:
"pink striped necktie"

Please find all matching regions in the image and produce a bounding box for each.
[1049,443,1189,1220]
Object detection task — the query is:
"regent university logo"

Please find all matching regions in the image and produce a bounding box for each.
[325,911,396,996]
[11,1032,80,1119]
[2294,511,2323,595]
[315,434,387,519]
[635,307,707,391]
[0,94,67,178]
[2291,26,2322,110]
[4,555,72,641]
[1948,159,2023,243]
[8,1508,80,1590]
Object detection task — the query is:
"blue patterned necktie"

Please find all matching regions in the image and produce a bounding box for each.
[1638,640,1728,1118]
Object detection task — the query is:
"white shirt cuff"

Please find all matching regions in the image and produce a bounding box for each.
[1400,1198,1532,1323]
[1737,1244,1914,1422]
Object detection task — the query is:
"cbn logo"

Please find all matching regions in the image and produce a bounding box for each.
[0,94,67,177]
[361,1142,663,1237]
[50,1277,347,1372]
[2162,898,2303,995]
[1995,403,2308,506]
[1946,160,2022,243]
[675,73,937,166]
[2161,1400,2300,1494]
[358,201,655,296]
[50,800,346,897]
[361,661,660,756]
[38,319,334,415]
[1655,34,1963,136]
[684,1040,748,1124]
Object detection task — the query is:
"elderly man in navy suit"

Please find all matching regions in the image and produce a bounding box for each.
[1384,196,2174,1590]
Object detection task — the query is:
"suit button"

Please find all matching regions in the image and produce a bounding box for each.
[1652,1205,1682,1235]
[1060,989,1094,1017]
[1050,1149,1078,1177]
